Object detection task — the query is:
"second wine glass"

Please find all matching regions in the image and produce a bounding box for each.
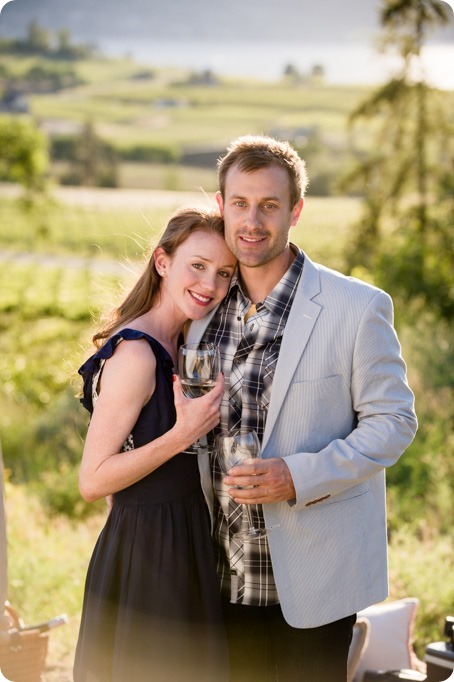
[215,429,268,541]
[178,342,220,453]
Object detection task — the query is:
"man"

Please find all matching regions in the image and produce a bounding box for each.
[188,135,417,681]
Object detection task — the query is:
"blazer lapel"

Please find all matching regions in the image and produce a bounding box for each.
[262,256,322,452]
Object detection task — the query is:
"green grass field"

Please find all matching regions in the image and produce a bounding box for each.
[24,54,371,149]
[1,51,381,185]
[0,192,362,268]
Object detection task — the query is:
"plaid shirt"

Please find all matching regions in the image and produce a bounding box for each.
[203,245,304,605]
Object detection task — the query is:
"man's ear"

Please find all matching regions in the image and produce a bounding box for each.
[215,191,224,214]
[291,198,304,227]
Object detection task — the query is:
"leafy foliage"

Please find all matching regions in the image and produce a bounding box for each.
[0,115,49,192]
[58,120,119,187]
[0,262,119,497]
[0,20,95,60]
[341,0,453,322]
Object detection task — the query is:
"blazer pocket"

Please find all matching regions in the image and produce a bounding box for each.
[291,373,342,388]
[279,374,351,450]
[287,375,345,411]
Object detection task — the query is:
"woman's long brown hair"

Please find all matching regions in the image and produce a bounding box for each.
[92,206,224,348]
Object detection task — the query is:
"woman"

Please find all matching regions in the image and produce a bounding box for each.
[73,207,236,682]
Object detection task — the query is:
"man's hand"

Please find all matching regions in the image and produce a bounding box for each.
[223,457,296,504]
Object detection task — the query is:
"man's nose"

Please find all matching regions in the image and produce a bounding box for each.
[244,206,261,228]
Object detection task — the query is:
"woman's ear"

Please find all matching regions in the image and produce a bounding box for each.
[153,247,169,277]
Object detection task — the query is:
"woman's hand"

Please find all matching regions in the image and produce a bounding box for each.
[172,373,224,450]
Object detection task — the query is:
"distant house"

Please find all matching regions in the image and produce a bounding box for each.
[188,69,219,86]
[311,64,325,81]
[0,89,29,113]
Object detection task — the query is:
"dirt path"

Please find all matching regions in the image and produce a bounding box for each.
[0,248,128,276]
[0,183,214,210]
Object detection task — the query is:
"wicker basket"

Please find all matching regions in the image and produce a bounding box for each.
[0,604,49,682]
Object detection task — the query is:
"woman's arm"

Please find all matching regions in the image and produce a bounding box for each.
[79,339,223,501]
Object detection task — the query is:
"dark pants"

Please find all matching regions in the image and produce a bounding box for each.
[222,600,356,682]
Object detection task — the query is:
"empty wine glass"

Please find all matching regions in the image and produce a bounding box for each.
[178,342,220,453]
[215,429,268,541]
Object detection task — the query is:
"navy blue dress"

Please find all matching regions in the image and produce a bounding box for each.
[73,329,228,682]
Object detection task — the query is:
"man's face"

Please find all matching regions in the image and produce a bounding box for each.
[216,163,303,269]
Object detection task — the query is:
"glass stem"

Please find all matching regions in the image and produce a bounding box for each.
[244,504,255,533]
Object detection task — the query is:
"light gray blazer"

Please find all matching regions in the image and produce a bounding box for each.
[188,254,417,628]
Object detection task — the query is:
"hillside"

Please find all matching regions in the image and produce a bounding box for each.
[0,0,382,43]
[1,0,453,44]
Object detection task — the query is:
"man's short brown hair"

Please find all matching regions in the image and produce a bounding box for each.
[217,134,309,209]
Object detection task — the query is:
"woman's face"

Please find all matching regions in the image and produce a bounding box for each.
[156,230,236,321]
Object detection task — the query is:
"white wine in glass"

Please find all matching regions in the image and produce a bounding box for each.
[179,377,217,398]
[178,343,220,452]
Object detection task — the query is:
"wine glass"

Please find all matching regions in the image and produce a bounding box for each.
[215,429,268,542]
[178,342,220,453]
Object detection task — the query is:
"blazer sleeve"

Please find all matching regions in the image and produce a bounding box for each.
[284,290,418,510]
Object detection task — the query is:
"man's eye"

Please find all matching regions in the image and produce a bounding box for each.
[263,203,277,210]
[234,201,246,208]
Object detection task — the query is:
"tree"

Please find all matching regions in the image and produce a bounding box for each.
[56,28,72,55]
[342,0,453,321]
[64,120,118,188]
[283,62,300,79]
[26,20,50,53]
[0,116,49,193]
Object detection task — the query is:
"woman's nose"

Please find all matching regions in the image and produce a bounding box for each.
[199,271,216,292]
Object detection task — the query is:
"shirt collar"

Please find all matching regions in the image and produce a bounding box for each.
[224,243,304,315]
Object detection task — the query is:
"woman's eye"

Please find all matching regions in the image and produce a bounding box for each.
[218,270,230,279]
[192,262,204,270]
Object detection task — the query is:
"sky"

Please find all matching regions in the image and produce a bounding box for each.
[0,0,453,87]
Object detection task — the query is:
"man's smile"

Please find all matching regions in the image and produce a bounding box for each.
[239,235,267,243]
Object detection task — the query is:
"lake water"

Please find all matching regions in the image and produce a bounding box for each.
[100,38,454,90]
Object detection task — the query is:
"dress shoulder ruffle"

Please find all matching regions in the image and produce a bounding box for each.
[77,329,174,412]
